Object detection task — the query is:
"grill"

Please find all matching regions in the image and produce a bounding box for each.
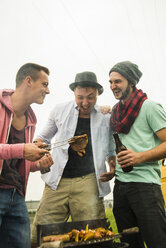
[37,218,136,248]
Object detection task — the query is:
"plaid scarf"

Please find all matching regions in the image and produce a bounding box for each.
[110,88,148,134]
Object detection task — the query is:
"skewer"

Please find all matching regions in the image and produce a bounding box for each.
[39,134,87,174]
[46,137,73,147]
[49,140,75,150]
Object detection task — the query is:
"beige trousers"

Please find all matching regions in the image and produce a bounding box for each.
[31,173,105,245]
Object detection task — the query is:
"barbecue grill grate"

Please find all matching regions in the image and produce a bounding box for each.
[37,218,129,248]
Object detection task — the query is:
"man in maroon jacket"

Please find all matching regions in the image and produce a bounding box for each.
[0,63,53,248]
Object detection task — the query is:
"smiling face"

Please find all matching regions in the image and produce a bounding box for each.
[109,71,133,103]
[30,70,50,104]
[74,86,98,118]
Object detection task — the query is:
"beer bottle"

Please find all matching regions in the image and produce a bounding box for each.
[113,132,133,173]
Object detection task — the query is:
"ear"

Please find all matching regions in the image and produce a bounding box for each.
[25,76,32,88]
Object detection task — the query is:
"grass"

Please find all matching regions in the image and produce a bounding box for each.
[105,208,118,233]
[29,210,36,225]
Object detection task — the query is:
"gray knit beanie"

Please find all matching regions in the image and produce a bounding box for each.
[109,61,142,85]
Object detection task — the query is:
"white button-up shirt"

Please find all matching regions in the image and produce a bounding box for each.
[37,101,115,197]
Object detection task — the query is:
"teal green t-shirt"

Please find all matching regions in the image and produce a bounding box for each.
[115,99,166,185]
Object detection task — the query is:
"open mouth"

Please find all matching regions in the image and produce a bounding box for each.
[113,90,121,97]
[81,107,90,112]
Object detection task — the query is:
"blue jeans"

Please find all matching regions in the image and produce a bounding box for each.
[0,188,30,248]
[113,180,166,248]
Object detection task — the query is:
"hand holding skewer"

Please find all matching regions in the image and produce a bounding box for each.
[33,134,88,173]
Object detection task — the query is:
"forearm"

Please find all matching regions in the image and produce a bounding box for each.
[0,143,24,159]
[118,142,166,167]
[107,155,116,169]
[30,161,39,172]
[0,142,50,162]
[35,113,58,143]
[139,141,166,163]
[100,155,116,182]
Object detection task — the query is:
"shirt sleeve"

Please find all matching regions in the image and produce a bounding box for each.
[29,161,39,172]
[105,127,116,160]
[35,107,58,143]
[146,102,166,133]
[0,143,24,160]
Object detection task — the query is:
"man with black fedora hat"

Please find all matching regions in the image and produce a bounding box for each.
[109,61,166,248]
[69,71,104,95]
[31,71,116,247]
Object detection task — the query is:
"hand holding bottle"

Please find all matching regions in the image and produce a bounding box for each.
[117,148,141,170]
[113,132,133,173]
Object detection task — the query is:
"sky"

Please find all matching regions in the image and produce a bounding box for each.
[0,0,166,201]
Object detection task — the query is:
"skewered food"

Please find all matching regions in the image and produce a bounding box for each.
[42,234,70,242]
[69,134,88,157]
[38,134,88,157]
[40,241,62,248]
[94,231,102,239]
[42,226,115,243]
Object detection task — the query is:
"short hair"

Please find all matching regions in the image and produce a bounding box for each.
[15,63,50,88]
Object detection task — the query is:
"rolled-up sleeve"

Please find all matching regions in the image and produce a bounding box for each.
[106,128,116,161]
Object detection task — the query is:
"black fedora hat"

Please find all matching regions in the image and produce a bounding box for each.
[69,71,104,95]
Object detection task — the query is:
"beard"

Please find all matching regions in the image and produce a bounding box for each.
[120,83,131,100]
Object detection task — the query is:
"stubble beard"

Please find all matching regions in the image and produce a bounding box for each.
[120,84,131,101]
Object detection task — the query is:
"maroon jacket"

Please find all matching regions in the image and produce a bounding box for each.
[0,89,38,196]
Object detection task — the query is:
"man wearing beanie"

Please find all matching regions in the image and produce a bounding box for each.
[109,61,166,248]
